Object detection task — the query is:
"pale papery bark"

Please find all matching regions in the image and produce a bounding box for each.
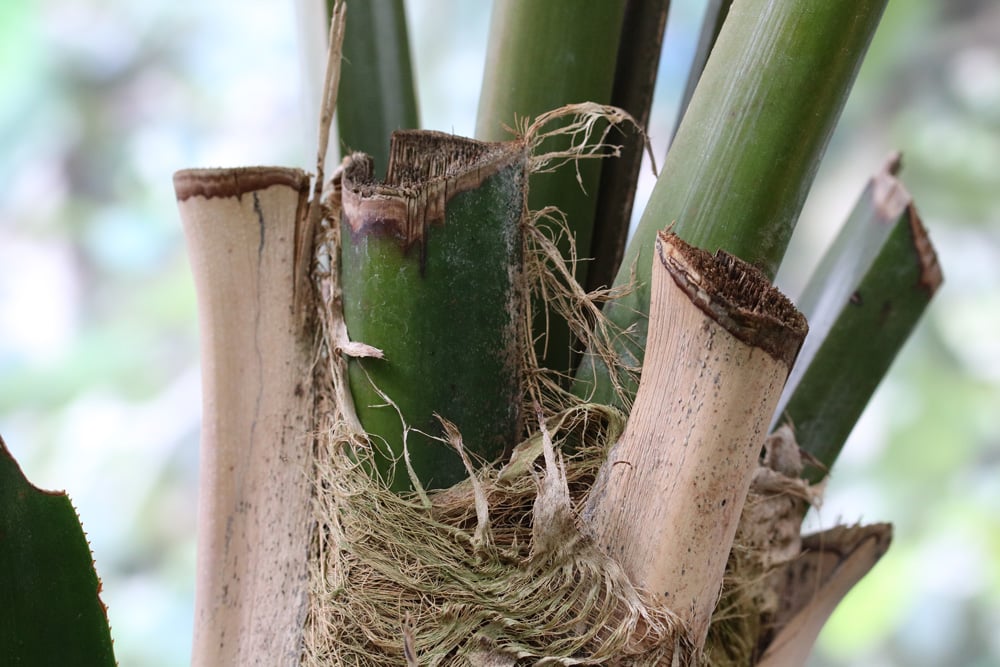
[176,168,316,666]
[584,231,807,651]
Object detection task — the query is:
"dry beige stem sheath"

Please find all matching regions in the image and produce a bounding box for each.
[175,167,316,666]
[585,231,807,649]
[759,523,892,666]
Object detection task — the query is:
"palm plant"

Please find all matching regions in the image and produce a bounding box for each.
[168,0,940,664]
[0,0,942,665]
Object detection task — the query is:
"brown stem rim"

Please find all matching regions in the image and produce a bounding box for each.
[173,167,310,202]
[341,130,526,246]
[656,230,808,367]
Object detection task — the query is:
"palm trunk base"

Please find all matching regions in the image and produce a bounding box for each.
[303,397,884,665]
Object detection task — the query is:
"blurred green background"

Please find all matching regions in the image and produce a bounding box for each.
[1,0,997,665]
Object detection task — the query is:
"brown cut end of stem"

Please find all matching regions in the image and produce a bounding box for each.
[341,130,526,247]
[872,151,909,220]
[656,231,808,367]
[174,166,310,202]
[908,206,943,296]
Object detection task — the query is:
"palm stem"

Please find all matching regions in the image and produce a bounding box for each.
[669,0,733,146]
[339,131,527,492]
[576,0,889,409]
[587,0,671,295]
[334,0,419,177]
[775,157,942,482]
[476,0,626,376]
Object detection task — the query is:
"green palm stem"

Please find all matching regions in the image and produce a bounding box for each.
[340,131,526,492]
[586,0,671,295]
[476,0,626,377]
[669,0,734,146]
[575,0,889,409]
[774,157,942,483]
[332,0,418,177]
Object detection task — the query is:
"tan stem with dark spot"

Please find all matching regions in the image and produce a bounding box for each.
[175,167,316,666]
[584,231,807,650]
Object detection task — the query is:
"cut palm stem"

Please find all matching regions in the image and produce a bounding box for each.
[340,131,526,492]
[584,231,806,650]
[758,524,892,666]
[175,167,316,666]
[774,156,942,483]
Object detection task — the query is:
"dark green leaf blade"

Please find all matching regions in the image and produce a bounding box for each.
[0,436,116,666]
[587,0,671,295]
